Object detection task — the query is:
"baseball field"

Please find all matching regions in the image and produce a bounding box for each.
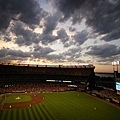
[0,91,120,120]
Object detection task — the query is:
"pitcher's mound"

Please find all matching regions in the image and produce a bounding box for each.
[15,97,21,100]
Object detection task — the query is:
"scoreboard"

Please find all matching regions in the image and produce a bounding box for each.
[116,78,120,91]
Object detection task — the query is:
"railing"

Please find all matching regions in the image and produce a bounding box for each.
[0,63,95,68]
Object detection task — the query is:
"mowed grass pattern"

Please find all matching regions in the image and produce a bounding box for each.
[0,91,120,120]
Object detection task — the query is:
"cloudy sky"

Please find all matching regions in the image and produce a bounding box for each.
[0,0,120,72]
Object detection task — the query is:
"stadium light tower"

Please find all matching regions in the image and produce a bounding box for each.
[112,61,120,91]
[117,61,119,72]
[112,61,119,72]
[112,62,114,71]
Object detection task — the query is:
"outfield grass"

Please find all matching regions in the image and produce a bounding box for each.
[4,93,32,103]
[0,91,120,120]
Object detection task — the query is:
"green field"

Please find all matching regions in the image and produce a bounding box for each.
[4,94,32,103]
[0,91,120,120]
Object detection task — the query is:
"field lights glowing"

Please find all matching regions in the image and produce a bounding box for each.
[112,61,120,65]
[112,60,120,72]
[117,61,120,65]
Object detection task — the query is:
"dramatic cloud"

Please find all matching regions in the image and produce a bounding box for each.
[11,21,40,46]
[43,12,61,34]
[64,41,75,48]
[0,0,120,72]
[55,0,120,41]
[39,33,58,45]
[0,46,55,62]
[46,54,65,62]
[0,0,48,47]
[38,11,62,45]
[57,28,70,44]
[86,43,120,58]
[0,0,46,30]
[31,45,55,58]
[62,47,82,62]
[33,45,54,53]
[55,0,86,22]
[73,30,88,45]
[85,0,120,41]
[69,27,76,32]
[0,48,30,61]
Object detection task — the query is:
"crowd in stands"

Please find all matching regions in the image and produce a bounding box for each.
[0,82,120,106]
[0,83,70,93]
[92,88,120,105]
[0,64,92,76]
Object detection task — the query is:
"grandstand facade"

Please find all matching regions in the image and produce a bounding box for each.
[0,64,95,89]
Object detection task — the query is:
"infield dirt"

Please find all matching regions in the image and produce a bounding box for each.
[0,93,44,110]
